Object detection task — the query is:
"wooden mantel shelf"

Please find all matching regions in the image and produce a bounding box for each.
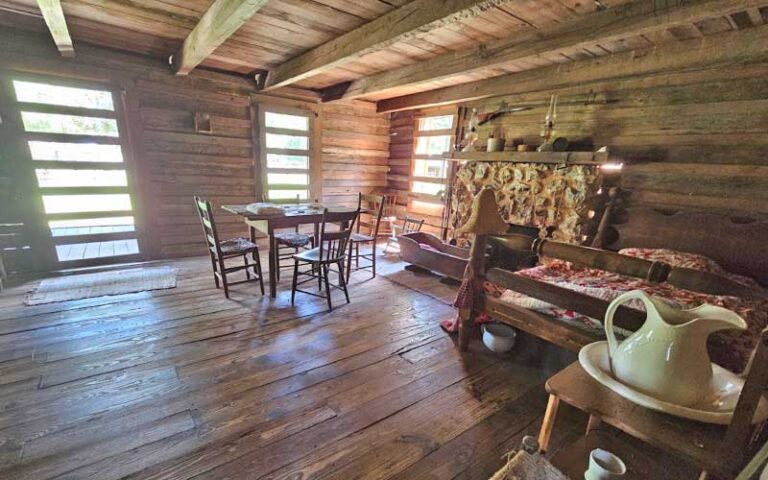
[448,150,609,165]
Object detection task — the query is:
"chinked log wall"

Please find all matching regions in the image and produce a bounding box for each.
[388,58,768,229]
[0,29,389,261]
[461,62,768,221]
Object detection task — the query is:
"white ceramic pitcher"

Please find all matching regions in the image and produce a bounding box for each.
[604,290,747,407]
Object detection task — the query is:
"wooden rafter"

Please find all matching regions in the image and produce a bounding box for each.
[36,0,74,57]
[172,0,269,76]
[328,0,768,101]
[262,0,512,91]
[377,22,768,112]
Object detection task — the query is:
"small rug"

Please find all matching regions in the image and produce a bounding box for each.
[25,266,178,305]
[382,268,458,305]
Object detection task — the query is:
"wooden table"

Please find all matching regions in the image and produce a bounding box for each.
[538,362,726,479]
[222,204,352,298]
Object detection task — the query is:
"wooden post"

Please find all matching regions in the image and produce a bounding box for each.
[459,233,488,351]
[457,186,508,350]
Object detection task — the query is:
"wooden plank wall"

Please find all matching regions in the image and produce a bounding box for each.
[321,100,390,207]
[387,63,768,230]
[137,75,259,258]
[0,29,390,264]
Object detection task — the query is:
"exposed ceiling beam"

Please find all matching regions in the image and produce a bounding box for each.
[262,0,512,90]
[328,0,768,101]
[376,23,768,112]
[36,0,74,57]
[172,0,269,76]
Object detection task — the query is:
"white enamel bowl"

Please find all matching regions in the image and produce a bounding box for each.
[579,341,768,425]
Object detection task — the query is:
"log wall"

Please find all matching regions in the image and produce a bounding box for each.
[0,28,389,264]
[459,63,768,221]
[387,58,768,234]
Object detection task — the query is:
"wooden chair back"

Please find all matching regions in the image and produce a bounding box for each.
[355,192,386,238]
[383,194,399,219]
[401,216,425,235]
[194,196,223,258]
[318,209,359,262]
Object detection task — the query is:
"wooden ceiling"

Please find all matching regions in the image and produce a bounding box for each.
[0,0,766,108]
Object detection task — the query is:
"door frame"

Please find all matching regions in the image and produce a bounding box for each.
[0,70,148,271]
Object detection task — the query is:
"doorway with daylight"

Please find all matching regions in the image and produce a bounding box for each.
[1,74,144,271]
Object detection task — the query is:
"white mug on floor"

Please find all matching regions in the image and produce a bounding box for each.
[585,449,626,480]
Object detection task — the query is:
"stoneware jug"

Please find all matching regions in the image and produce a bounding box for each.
[604,290,747,407]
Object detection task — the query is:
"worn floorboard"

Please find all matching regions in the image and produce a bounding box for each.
[0,251,581,479]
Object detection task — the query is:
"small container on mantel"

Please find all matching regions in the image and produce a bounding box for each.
[487,136,505,152]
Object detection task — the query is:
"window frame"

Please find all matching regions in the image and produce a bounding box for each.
[257,104,317,204]
[410,112,457,205]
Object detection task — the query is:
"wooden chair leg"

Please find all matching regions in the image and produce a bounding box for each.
[323,265,333,311]
[338,260,350,304]
[355,244,359,268]
[209,254,220,288]
[538,395,560,454]
[291,260,299,305]
[243,254,251,280]
[371,242,377,278]
[254,249,264,296]
[219,259,230,299]
[346,242,353,283]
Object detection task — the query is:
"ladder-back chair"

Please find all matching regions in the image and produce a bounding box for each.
[384,215,425,253]
[195,196,264,298]
[291,208,359,311]
[346,192,386,281]
[249,194,315,282]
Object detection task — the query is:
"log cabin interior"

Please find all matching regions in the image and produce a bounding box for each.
[1,0,768,478]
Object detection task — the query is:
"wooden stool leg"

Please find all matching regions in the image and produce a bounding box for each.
[585,415,601,435]
[538,395,560,453]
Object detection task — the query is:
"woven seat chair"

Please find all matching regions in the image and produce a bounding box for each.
[195,196,264,298]
[291,208,359,312]
[346,192,386,281]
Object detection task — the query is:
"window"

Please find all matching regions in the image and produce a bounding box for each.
[411,114,455,201]
[260,107,313,203]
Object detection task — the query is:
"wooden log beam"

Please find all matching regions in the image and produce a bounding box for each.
[377,21,768,112]
[36,0,74,57]
[330,0,768,101]
[172,0,269,76]
[262,0,512,90]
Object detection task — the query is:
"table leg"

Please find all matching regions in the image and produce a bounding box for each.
[538,395,560,453]
[268,224,277,298]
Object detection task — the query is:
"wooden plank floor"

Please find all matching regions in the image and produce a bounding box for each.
[0,252,582,480]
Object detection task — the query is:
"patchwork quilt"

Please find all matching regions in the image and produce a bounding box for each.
[484,248,768,373]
